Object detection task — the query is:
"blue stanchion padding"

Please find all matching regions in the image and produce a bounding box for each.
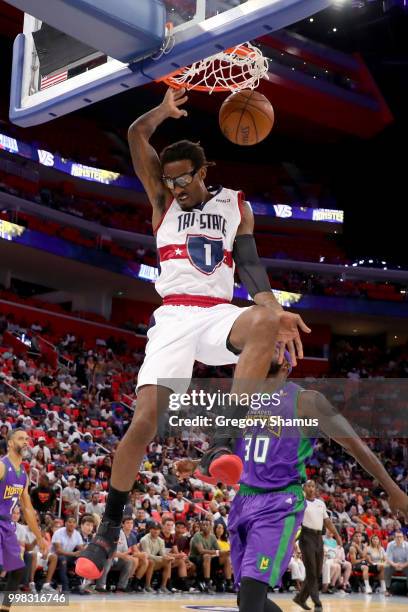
[4,0,165,63]
[9,0,333,127]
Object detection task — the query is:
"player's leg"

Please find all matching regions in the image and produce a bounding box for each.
[77,307,198,580]
[238,578,283,612]
[0,568,25,612]
[195,304,279,483]
[76,384,168,579]
[236,491,304,612]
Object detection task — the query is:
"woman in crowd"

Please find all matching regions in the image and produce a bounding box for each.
[366,534,387,593]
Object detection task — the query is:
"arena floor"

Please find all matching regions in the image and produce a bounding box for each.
[17,592,408,611]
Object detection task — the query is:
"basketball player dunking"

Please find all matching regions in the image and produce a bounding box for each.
[177,352,408,612]
[76,87,310,580]
[0,430,47,612]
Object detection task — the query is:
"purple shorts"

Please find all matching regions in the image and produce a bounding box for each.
[0,523,25,572]
[228,486,305,587]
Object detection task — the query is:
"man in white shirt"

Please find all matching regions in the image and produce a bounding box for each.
[385,531,408,595]
[170,491,186,514]
[294,481,342,611]
[82,446,98,466]
[85,493,106,518]
[62,476,81,514]
[51,516,84,592]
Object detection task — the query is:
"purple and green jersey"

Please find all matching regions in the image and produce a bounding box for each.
[229,382,313,588]
[234,382,314,490]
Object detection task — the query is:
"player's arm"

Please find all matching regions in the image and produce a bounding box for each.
[234,201,311,365]
[127,87,188,222]
[298,390,408,517]
[20,482,47,556]
[323,517,342,545]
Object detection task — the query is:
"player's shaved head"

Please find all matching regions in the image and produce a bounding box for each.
[7,428,27,442]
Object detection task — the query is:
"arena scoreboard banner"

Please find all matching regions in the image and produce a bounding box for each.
[0,131,343,224]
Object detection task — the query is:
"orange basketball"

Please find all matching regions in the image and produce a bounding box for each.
[219,89,274,146]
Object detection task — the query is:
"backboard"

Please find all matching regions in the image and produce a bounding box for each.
[9,0,333,127]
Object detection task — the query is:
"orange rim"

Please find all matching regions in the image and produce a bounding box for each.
[157,43,257,92]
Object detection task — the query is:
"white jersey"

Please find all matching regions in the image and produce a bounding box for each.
[155,186,244,305]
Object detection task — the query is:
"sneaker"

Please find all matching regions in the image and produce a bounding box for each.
[75,519,121,580]
[204,582,216,594]
[196,443,243,486]
[158,587,172,594]
[144,586,155,593]
[292,594,312,610]
[29,582,37,595]
[365,586,373,594]
[41,584,58,594]
[95,586,107,593]
[188,586,200,593]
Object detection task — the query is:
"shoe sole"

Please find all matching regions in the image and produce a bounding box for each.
[210,454,243,486]
[75,558,103,580]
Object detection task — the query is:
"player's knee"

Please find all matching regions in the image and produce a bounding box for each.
[248,307,279,341]
[126,415,156,444]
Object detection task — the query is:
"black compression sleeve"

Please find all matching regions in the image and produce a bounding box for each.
[233,234,271,298]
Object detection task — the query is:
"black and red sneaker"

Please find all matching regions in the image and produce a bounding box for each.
[75,519,120,580]
[195,444,243,486]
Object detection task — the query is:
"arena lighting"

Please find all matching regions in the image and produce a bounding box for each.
[309,17,314,21]
[332,27,338,31]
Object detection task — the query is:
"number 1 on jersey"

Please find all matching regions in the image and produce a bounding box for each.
[204,243,212,266]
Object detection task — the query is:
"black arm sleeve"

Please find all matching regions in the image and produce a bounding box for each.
[233,234,271,298]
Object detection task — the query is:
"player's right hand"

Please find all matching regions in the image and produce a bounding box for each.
[162,87,188,119]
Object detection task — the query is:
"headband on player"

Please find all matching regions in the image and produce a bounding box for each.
[233,234,271,298]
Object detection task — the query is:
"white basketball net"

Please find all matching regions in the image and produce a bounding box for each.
[161,41,269,93]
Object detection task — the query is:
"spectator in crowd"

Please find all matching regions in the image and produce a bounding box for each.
[189,518,233,593]
[32,437,51,463]
[171,490,186,516]
[85,492,105,518]
[95,520,136,593]
[322,531,341,594]
[121,516,149,592]
[288,542,306,592]
[51,516,84,593]
[79,514,96,545]
[332,541,352,592]
[385,531,408,595]
[174,520,191,556]
[82,445,98,467]
[139,522,173,594]
[366,534,387,593]
[62,476,81,515]
[30,474,57,518]
[348,532,371,593]
[161,517,189,591]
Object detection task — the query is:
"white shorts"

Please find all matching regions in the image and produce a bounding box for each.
[137,303,251,392]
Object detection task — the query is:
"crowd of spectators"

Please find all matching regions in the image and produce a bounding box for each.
[0,307,407,596]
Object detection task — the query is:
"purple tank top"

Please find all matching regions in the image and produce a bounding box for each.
[0,456,27,518]
[234,382,314,490]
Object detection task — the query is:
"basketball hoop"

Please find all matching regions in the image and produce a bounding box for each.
[157,41,269,94]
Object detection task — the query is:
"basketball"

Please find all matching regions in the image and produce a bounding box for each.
[219,89,274,146]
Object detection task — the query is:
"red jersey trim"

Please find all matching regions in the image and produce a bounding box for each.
[158,244,233,267]
[163,295,230,307]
